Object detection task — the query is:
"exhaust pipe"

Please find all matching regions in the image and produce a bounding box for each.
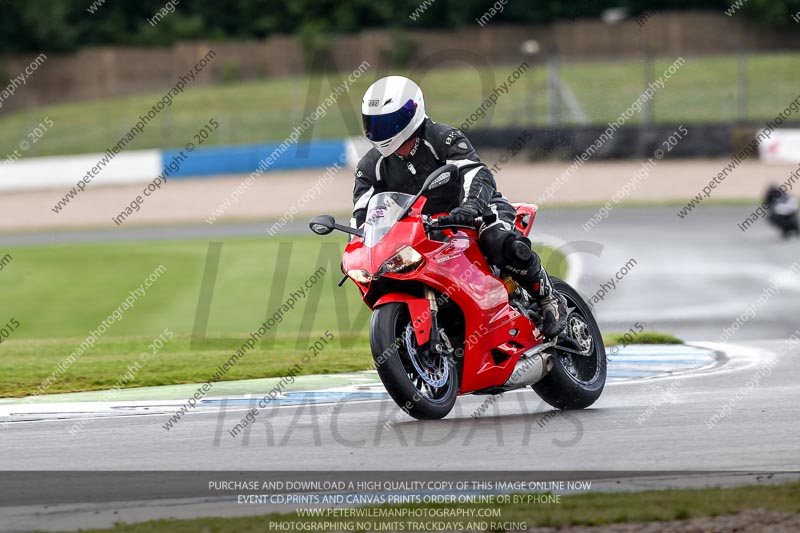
[503,341,554,389]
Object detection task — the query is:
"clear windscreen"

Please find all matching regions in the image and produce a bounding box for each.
[363,192,414,247]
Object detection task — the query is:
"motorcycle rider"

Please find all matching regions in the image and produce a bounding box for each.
[765,183,800,238]
[351,76,567,338]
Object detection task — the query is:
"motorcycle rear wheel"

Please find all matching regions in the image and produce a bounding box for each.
[532,277,606,409]
[371,302,459,420]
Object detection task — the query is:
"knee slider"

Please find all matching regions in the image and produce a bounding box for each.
[503,235,538,271]
[511,240,532,263]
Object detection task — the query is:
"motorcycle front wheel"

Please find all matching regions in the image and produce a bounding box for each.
[371,302,458,420]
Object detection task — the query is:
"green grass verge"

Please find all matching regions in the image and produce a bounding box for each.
[2,53,799,158]
[0,335,372,398]
[72,482,800,532]
[604,331,683,346]
[0,236,564,397]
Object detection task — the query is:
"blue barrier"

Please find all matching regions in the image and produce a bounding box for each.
[161,139,348,178]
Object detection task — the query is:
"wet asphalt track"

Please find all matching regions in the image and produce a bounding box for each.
[1,205,799,530]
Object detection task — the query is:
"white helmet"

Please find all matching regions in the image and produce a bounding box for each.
[361,76,426,157]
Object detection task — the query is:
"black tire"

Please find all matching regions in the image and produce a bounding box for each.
[532,277,606,409]
[371,302,458,420]
[784,218,799,238]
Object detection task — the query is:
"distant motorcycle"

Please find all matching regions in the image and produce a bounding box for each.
[766,191,800,239]
[309,165,606,420]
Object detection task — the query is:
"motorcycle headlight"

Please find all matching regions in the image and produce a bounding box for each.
[347,269,372,284]
[377,246,424,275]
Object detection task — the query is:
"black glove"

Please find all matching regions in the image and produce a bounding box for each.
[438,205,479,226]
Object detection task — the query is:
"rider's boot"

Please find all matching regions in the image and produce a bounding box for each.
[504,239,567,339]
[532,266,567,339]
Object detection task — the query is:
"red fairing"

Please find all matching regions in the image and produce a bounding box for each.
[373,293,432,345]
[342,198,543,394]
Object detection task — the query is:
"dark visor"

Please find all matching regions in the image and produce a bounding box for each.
[362,99,416,142]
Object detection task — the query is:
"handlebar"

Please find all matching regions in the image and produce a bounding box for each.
[424,215,483,231]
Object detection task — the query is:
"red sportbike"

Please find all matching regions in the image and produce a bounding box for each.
[310,164,605,420]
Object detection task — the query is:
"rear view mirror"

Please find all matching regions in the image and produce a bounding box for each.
[423,164,457,192]
[398,164,459,220]
[308,215,364,238]
[309,215,335,235]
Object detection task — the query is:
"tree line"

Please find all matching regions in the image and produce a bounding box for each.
[0,0,796,53]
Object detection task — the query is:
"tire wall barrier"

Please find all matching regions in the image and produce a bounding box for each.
[468,122,800,162]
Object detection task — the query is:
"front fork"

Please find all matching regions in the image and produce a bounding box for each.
[426,287,445,354]
[373,289,447,351]
[425,288,459,382]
